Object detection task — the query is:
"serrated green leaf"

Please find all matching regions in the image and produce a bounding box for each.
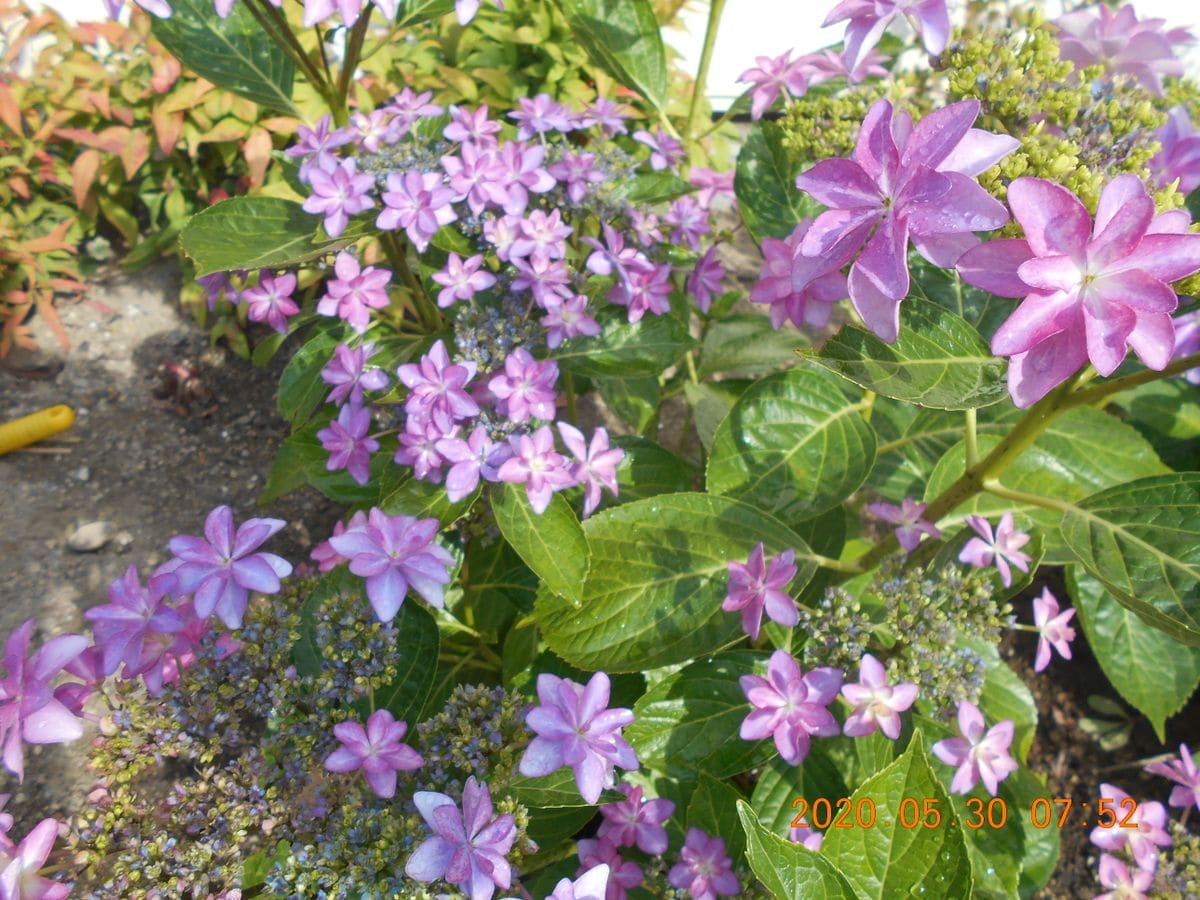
[551,305,695,377]
[688,774,747,864]
[609,171,694,204]
[277,328,342,426]
[737,800,858,899]
[606,436,695,507]
[685,379,752,455]
[698,313,802,378]
[557,0,667,109]
[598,375,659,434]
[507,767,622,808]
[492,484,589,602]
[735,121,819,242]
[750,750,850,837]
[373,602,439,723]
[379,468,480,526]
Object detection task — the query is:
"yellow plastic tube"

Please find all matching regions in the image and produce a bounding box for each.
[0,404,75,455]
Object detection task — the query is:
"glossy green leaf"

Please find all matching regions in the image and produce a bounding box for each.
[707,364,876,523]
[150,0,296,113]
[537,494,816,671]
[598,375,659,434]
[492,484,589,602]
[557,0,666,108]
[737,801,858,899]
[551,306,695,377]
[750,750,850,836]
[1108,377,1200,471]
[610,172,694,204]
[460,535,536,641]
[373,602,439,723]
[736,121,818,242]
[507,768,622,808]
[277,328,342,426]
[394,0,456,26]
[379,468,480,526]
[909,258,1014,342]
[685,380,752,455]
[698,312,803,378]
[606,436,696,507]
[688,774,747,864]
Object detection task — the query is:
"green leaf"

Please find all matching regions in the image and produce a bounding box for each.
[627,651,772,779]
[737,801,859,899]
[537,494,816,671]
[607,436,696,507]
[698,313,803,378]
[460,535,536,641]
[1068,567,1200,740]
[735,121,818,242]
[242,840,290,889]
[379,468,480,526]
[507,767,622,808]
[394,0,456,26]
[598,375,660,434]
[557,0,667,109]
[810,298,1008,410]
[261,417,382,504]
[688,774,747,864]
[492,484,589,602]
[150,0,296,114]
[821,732,973,899]
[1108,377,1200,471]
[293,568,361,676]
[1059,473,1200,646]
[610,172,694,204]
[909,258,1014,342]
[551,305,696,377]
[182,197,368,277]
[924,407,1169,564]
[373,601,439,723]
[707,364,876,523]
[750,750,850,837]
[277,328,342,426]
[685,380,752,455]
[523,805,597,859]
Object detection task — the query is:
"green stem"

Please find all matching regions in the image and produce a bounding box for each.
[982,479,1076,515]
[381,231,439,331]
[964,407,979,468]
[334,6,374,125]
[564,369,578,422]
[1061,350,1200,410]
[684,0,726,155]
[684,349,699,384]
[245,0,329,97]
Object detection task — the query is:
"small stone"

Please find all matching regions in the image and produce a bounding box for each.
[114,531,134,552]
[67,521,113,553]
[72,465,90,482]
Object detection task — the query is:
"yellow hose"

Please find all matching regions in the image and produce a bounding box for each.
[0,405,75,455]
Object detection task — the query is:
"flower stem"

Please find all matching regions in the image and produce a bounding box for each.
[1061,351,1200,410]
[964,407,978,467]
[380,231,439,332]
[564,369,578,422]
[981,479,1076,515]
[685,0,726,155]
[333,5,375,125]
[245,0,330,100]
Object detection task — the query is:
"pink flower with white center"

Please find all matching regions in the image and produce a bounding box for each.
[317,402,379,485]
[321,341,389,407]
[668,828,740,900]
[750,220,847,331]
[442,142,509,216]
[241,271,299,334]
[597,784,674,855]
[483,214,522,261]
[1031,587,1076,672]
[1151,106,1200,195]
[956,175,1200,407]
[621,263,673,323]
[688,241,728,310]
[444,104,503,145]
[629,210,664,247]
[824,0,950,72]
[84,564,188,688]
[1090,783,1172,871]
[688,168,735,210]
[801,47,889,86]
[736,50,808,121]
[497,426,574,514]
[406,777,516,900]
[795,98,1015,342]
[1054,4,1191,97]
[511,209,573,260]
[511,254,573,307]
[286,114,351,182]
[1146,744,1200,812]
[519,671,639,804]
[584,98,632,137]
[397,339,480,433]
[0,621,88,782]
[576,839,642,900]
[723,543,798,641]
[557,423,623,518]
[932,700,1018,796]
[302,157,375,238]
[327,508,454,622]
[384,88,444,133]
[496,141,556,216]
[550,863,610,900]
[395,421,449,483]
[510,93,573,139]
[1096,853,1154,900]
[432,253,497,309]
[435,426,509,502]
[958,512,1031,588]
[542,294,601,349]
[584,225,652,284]
[351,109,403,153]
[310,511,368,574]
[549,152,605,204]
[488,348,558,424]
[841,654,917,740]
[0,818,70,899]
[317,252,392,334]
[324,709,422,799]
[633,128,684,172]
[664,196,710,252]
[789,823,824,851]
[739,650,842,765]
[378,171,458,253]
[866,497,941,551]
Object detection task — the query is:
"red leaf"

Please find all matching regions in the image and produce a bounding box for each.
[70,150,102,209]
[243,127,272,188]
[120,130,150,179]
[35,291,70,354]
[152,107,183,155]
[0,83,21,136]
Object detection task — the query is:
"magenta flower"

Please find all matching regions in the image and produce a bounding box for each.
[317,252,392,335]
[750,220,847,331]
[0,818,70,899]
[350,109,401,153]
[378,171,458,253]
[435,426,508,502]
[302,0,361,28]
[510,93,573,139]
[496,141,556,216]
[688,246,726,314]
[511,209,573,261]
[688,167,736,210]
[1031,587,1076,672]
[739,650,841,765]
[323,709,422,798]
[0,621,88,782]
[487,348,559,424]
[576,839,642,900]
[1096,853,1153,900]
[824,0,950,72]
[789,824,824,851]
[442,142,509,216]
[406,776,516,900]
[736,50,808,120]
[241,271,299,334]
[795,98,1014,342]
[557,423,623,518]
[722,543,798,641]
[585,224,652,283]
[958,512,1031,588]
[511,254,572,307]
[542,294,601,349]
[633,128,684,172]
[385,88,444,133]
[84,565,188,691]
[1054,4,1191,96]
[518,671,639,804]
[395,421,448,483]
[621,263,673,323]
[584,98,631,137]
[664,196,710,252]
[549,864,610,900]
[287,114,352,181]
[327,508,454,622]
[398,339,480,433]
[432,253,497,308]
[932,701,1018,796]
[310,511,368,574]
[598,784,674,855]
[667,828,740,900]
[956,175,1200,407]
[1146,744,1200,812]
[1090,783,1171,871]
[496,427,576,513]
[317,401,379,485]
[629,210,664,247]
[302,157,374,238]
[841,654,918,740]
[801,47,889,86]
[159,505,292,629]
[1151,106,1200,195]
[548,152,605,204]
[866,497,941,551]
[321,341,389,407]
[444,104,503,145]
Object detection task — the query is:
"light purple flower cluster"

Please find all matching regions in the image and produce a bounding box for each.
[323,708,422,798]
[932,700,1018,796]
[0,815,69,899]
[1054,3,1192,96]
[1090,783,1171,875]
[826,0,949,71]
[735,43,889,121]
